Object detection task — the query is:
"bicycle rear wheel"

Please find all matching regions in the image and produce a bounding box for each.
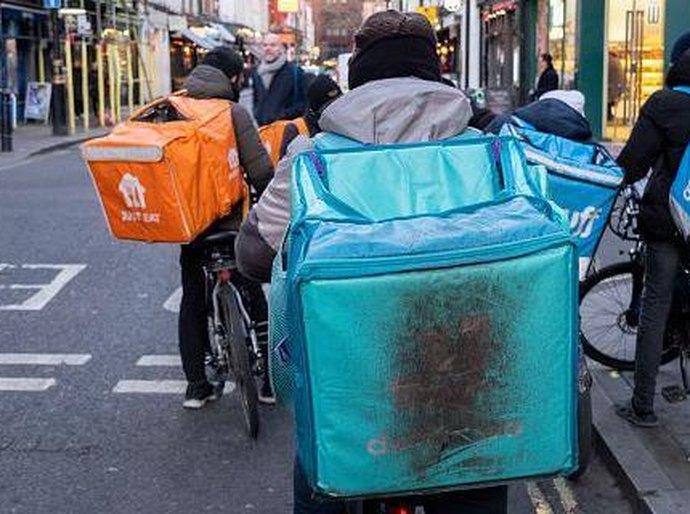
[579,261,678,370]
[218,283,259,439]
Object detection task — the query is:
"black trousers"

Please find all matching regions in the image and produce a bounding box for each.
[178,244,268,385]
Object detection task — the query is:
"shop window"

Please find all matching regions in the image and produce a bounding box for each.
[548,0,578,89]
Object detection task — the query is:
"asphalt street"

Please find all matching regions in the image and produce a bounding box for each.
[0,147,634,513]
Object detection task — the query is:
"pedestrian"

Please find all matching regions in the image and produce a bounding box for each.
[252,33,306,126]
[533,53,559,100]
[178,46,274,409]
[615,32,690,427]
[608,51,625,122]
[236,9,508,513]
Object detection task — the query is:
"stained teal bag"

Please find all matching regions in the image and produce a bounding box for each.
[272,134,579,499]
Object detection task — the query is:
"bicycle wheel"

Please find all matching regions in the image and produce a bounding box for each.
[218,283,259,439]
[580,261,679,370]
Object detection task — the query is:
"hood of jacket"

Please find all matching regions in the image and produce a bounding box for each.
[318,77,472,144]
[667,50,690,88]
[513,98,592,142]
[185,65,235,100]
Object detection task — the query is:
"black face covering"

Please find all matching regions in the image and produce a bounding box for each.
[348,36,442,90]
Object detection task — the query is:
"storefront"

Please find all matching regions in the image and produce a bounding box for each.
[579,0,689,140]
[545,0,578,89]
[0,3,49,123]
[480,0,523,112]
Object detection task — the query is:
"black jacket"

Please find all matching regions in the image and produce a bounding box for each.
[535,66,559,98]
[618,51,690,241]
[252,62,306,126]
[485,98,592,142]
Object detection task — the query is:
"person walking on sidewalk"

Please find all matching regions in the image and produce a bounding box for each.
[533,53,559,100]
[615,32,690,427]
[179,47,274,409]
[252,33,306,126]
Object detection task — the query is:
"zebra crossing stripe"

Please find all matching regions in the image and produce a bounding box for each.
[0,378,57,391]
[0,353,92,366]
[113,380,235,395]
[135,355,180,367]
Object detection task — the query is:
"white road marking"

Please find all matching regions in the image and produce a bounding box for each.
[0,264,87,311]
[0,378,57,391]
[163,287,182,313]
[136,355,181,367]
[526,483,554,514]
[553,477,579,513]
[0,353,91,366]
[113,380,235,395]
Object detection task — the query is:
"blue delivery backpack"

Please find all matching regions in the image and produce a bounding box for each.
[669,86,690,244]
[500,122,624,277]
[270,134,579,498]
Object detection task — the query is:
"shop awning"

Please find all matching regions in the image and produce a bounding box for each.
[179,29,217,50]
[210,23,236,44]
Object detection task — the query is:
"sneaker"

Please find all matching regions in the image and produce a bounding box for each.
[258,376,276,405]
[615,400,659,428]
[183,381,222,410]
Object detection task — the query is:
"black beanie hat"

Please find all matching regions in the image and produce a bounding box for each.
[671,31,690,64]
[201,46,244,80]
[348,10,441,90]
[307,75,342,114]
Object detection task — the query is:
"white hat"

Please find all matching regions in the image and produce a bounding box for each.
[540,90,586,117]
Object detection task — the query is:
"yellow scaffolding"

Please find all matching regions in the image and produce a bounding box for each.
[65,37,76,134]
[81,39,89,130]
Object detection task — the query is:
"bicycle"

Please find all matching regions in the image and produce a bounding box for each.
[201,229,267,438]
[579,187,690,397]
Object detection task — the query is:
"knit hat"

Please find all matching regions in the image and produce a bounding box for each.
[348,10,441,90]
[540,90,586,117]
[307,75,342,114]
[671,31,690,64]
[201,46,244,80]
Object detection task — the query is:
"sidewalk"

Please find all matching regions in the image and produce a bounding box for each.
[591,363,690,513]
[0,123,109,170]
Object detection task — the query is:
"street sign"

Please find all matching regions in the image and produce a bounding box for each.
[43,0,61,8]
[77,14,92,36]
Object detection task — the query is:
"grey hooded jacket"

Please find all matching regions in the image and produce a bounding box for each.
[236,77,473,281]
[185,65,273,231]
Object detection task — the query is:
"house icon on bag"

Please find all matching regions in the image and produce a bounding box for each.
[118,173,147,209]
[684,180,690,203]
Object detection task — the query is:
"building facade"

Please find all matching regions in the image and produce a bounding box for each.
[312,0,362,59]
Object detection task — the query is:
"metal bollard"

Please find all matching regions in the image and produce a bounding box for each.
[0,89,13,152]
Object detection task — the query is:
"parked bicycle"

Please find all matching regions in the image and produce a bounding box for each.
[579,187,690,396]
[201,230,266,438]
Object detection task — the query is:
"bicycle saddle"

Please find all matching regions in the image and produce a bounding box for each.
[201,230,238,246]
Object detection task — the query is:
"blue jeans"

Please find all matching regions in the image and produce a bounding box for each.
[293,460,509,514]
[633,240,682,413]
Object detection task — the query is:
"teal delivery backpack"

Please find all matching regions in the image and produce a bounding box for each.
[274,134,579,498]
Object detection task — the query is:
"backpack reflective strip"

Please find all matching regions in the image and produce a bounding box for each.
[82,146,163,163]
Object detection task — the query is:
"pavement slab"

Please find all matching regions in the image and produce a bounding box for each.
[592,363,690,513]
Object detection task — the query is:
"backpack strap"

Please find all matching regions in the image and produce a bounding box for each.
[673,86,690,96]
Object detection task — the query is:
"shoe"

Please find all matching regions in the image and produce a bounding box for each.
[183,381,222,410]
[615,400,659,428]
[258,376,276,405]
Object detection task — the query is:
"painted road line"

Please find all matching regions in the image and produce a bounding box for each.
[0,378,57,391]
[526,483,554,514]
[0,353,91,366]
[113,380,235,395]
[163,287,182,313]
[0,264,87,311]
[553,477,578,514]
[135,355,181,367]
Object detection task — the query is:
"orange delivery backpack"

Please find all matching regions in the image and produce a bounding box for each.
[259,117,309,167]
[81,94,248,244]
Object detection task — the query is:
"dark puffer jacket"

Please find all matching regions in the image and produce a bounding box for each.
[618,50,690,241]
[485,98,593,142]
[252,62,306,126]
